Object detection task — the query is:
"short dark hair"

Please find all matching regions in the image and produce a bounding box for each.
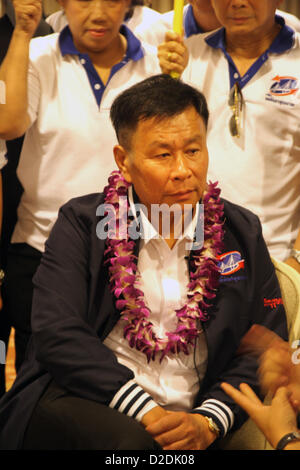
[110,74,209,149]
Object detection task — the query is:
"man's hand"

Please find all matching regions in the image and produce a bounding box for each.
[145,411,217,450]
[158,31,189,77]
[13,0,42,37]
[141,405,168,428]
[236,325,300,411]
[259,342,300,411]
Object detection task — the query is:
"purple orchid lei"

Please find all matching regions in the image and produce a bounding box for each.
[103,171,224,363]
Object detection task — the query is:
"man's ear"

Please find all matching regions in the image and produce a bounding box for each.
[113,144,132,184]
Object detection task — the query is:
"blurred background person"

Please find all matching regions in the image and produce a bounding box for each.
[159,0,300,274]
[221,324,300,450]
[0,0,160,380]
[0,0,53,397]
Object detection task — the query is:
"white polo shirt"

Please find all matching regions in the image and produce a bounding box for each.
[183,18,300,261]
[12,26,161,253]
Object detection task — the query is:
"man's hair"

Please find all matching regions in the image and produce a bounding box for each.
[110,74,209,149]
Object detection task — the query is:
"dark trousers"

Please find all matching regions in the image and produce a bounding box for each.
[3,243,42,371]
[23,380,162,450]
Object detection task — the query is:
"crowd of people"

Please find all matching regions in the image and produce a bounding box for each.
[0,0,299,451]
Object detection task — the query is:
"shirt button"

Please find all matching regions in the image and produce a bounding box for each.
[94,83,101,90]
[234,72,239,79]
[80,58,86,65]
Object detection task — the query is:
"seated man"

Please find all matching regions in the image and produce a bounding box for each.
[0,75,288,450]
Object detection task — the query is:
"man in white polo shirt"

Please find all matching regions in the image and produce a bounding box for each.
[0,0,160,370]
[160,0,300,273]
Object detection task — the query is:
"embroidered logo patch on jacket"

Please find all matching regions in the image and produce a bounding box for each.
[217,251,245,276]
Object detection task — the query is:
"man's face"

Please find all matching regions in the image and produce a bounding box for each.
[211,0,281,35]
[60,0,130,54]
[115,106,209,216]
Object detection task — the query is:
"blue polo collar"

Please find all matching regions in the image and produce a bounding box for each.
[59,23,144,62]
[58,24,144,107]
[184,5,203,37]
[205,14,295,90]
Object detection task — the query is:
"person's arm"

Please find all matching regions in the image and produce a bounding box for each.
[190,212,289,438]
[235,324,300,405]
[285,229,300,274]
[0,0,41,139]
[31,196,159,424]
[221,383,300,450]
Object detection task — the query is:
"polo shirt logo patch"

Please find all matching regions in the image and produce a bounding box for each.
[269,76,298,97]
[217,251,245,276]
[265,76,299,107]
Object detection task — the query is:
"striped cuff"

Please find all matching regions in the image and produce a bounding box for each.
[191,399,234,437]
[109,380,158,422]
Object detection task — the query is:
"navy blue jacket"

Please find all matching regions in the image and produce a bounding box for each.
[0,193,288,449]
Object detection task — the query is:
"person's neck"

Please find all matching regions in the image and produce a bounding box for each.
[150,208,195,250]
[77,33,127,85]
[226,22,281,60]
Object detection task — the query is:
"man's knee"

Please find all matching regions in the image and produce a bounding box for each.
[23,393,160,450]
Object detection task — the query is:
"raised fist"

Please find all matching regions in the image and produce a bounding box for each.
[12,0,42,37]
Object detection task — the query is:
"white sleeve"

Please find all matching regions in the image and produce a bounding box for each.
[27,61,41,126]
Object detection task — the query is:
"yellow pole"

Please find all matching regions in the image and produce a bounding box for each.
[171,0,184,79]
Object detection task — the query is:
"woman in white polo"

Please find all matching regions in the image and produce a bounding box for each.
[0,0,160,370]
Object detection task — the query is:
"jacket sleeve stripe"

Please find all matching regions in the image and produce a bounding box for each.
[123,389,147,415]
[131,396,155,420]
[191,399,234,436]
[110,382,139,410]
[109,379,157,421]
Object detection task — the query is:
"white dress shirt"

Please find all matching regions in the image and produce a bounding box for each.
[104,187,208,412]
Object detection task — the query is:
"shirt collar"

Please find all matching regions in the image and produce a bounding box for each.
[205,14,295,54]
[128,186,199,246]
[184,5,203,38]
[59,24,144,61]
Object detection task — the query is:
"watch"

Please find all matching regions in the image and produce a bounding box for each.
[276,431,300,450]
[291,249,300,264]
[0,269,5,286]
[203,416,220,437]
